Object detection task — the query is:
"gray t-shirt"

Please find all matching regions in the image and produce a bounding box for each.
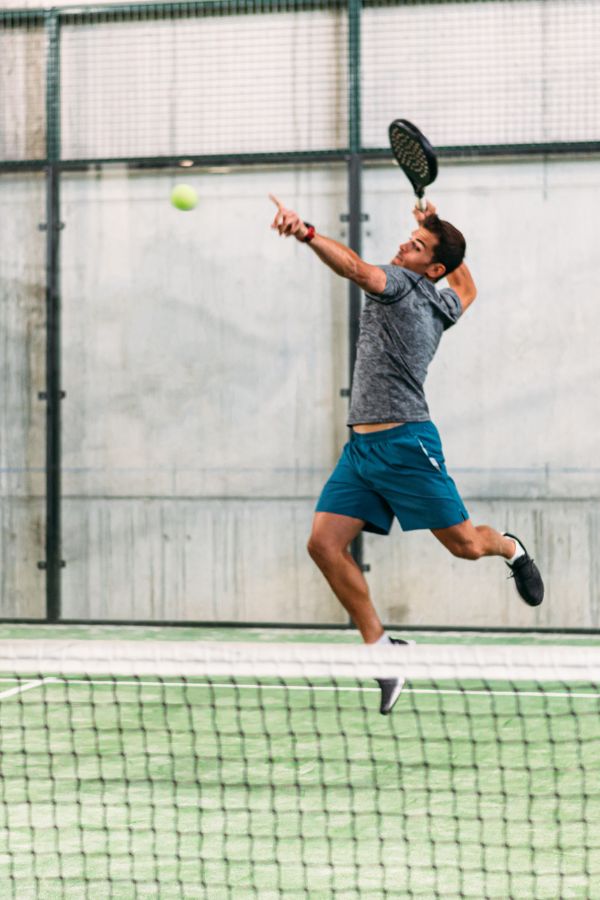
[347,265,463,425]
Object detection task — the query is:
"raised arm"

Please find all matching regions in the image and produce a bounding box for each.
[446,262,477,312]
[269,194,386,294]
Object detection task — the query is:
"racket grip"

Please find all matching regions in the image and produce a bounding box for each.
[417,196,427,212]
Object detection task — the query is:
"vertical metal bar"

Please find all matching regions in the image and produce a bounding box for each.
[44,10,63,621]
[347,0,364,578]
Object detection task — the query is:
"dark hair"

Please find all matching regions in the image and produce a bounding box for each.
[423,214,466,279]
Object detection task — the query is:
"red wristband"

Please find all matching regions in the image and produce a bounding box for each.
[302,223,316,243]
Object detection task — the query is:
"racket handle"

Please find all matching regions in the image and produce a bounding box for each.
[417,196,427,212]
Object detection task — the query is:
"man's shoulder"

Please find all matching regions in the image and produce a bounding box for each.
[380,264,421,281]
[366,265,421,302]
[427,283,463,328]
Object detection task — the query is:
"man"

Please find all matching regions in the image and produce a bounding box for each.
[269,194,544,714]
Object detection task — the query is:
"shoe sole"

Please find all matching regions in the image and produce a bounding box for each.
[380,678,406,715]
[378,639,415,714]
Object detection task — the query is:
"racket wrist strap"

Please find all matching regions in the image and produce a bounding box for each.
[302,222,316,243]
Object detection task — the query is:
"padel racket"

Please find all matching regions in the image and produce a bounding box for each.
[388,119,437,211]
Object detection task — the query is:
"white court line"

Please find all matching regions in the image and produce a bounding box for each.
[0,677,597,701]
[0,677,59,701]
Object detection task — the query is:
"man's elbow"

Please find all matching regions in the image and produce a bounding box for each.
[460,287,477,310]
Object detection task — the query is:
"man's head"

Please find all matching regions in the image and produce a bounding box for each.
[391,214,466,282]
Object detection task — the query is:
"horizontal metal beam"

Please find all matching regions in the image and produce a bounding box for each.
[3,141,600,175]
[365,0,546,6]
[0,0,552,26]
[0,160,47,173]
[0,151,348,174]
[363,141,600,161]
[0,10,45,24]
[0,0,345,26]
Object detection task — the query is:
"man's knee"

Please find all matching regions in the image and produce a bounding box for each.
[448,537,483,561]
[307,533,342,566]
[307,534,328,564]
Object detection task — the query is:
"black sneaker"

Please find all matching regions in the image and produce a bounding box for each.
[504,532,544,607]
[376,638,412,716]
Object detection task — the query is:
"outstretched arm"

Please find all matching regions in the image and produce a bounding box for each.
[413,200,477,312]
[269,194,386,294]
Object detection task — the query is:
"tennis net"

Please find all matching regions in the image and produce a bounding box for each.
[0,638,599,898]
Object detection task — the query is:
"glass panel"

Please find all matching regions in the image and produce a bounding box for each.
[60,164,348,622]
[0,172,47,617]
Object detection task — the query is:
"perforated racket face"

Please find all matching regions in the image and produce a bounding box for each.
[388,119,437,196]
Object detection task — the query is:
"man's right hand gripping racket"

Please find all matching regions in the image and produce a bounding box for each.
[388,119,438,211]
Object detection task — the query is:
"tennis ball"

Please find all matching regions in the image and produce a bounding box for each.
[170,184,198,211]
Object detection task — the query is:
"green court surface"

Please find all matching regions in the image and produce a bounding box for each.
[0,628,599,898]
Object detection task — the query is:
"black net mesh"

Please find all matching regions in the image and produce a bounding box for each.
[0,639,599,897]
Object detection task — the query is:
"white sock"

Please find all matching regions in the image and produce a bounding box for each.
[503,533,525,565]
[375,633,392,645]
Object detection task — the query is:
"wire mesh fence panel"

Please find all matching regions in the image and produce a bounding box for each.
[4,0,600,168]
[0,14,46,163]
[362,0,600,152]
[60,2,349,162]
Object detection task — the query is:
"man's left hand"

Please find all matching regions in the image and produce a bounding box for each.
[413,200,437,225]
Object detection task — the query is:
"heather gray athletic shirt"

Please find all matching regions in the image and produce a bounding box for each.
[347,265,463,425]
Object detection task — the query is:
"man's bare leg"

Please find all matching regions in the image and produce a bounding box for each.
[431,519,517,560]
[307,511,384,643]
[432,519,544,606]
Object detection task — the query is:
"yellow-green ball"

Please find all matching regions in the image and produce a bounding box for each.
[170,184,198,211]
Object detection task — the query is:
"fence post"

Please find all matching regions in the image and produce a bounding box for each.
[41,9,64,621]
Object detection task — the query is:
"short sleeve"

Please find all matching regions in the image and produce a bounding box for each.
[434,287,463,329]
[364,265,414,304]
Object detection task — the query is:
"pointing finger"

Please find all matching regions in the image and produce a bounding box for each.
[269,193,284,210]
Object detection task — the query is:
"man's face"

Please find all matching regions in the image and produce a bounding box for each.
[390,227,443,279]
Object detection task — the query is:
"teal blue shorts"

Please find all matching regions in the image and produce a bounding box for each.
[315,421,469,534]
